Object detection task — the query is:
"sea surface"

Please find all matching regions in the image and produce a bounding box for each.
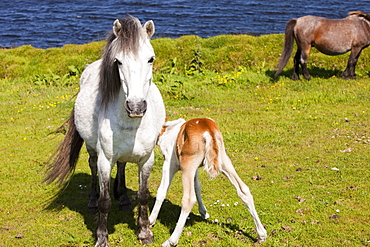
[1,0,369,48]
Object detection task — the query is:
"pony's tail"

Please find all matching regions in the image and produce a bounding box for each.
[44,108,84,185]
[203,131,222,179]
[275,19,297,77]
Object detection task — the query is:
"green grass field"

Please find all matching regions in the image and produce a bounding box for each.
[1,34,369,246]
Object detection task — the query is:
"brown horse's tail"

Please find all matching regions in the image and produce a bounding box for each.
[44,108,84,185]
[275,19,297,77]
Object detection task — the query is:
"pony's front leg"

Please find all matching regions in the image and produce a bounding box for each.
[95,156,112,247]
[114,161,133,211]
[137,153,154,244]
[88,154,99,214]
[149,158,178,226]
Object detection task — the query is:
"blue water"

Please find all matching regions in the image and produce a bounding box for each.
[1,0,369,48]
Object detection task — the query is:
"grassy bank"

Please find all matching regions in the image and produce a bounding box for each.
[0,34,369,246]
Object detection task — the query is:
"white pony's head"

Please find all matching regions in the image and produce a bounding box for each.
[100,15,155,118]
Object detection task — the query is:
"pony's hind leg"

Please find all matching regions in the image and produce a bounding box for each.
[194,170,209,219]
[295,45,311,80]
[292,49,302,80]
[137,153,154,244]
[113,161,133,211]
[221,154,267,242]
[88,154,99,214]
[342,47,362,79]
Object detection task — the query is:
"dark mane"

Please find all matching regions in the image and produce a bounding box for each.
[99,15,145,109]
[348,11,370,21]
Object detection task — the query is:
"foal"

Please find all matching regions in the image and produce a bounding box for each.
[149,118,267,246]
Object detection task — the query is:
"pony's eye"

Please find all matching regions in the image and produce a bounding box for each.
[115,59,122,65]
[148,57,155,64]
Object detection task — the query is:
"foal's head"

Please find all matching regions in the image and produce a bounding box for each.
[100,15,155,117]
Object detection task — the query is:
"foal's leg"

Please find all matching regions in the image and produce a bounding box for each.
[163,157,200,247]
[221,154,267,242]
[137,153,154,244]
[113,161,133,211]
[342,47,362,79]
[194,170,209,219]
[149,157,179,226]
[95,156,112,247]
[88,154,99,214]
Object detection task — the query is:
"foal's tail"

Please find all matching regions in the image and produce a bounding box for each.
[44,108,84,185]
[275,18,297,77]
[203,130,224,179]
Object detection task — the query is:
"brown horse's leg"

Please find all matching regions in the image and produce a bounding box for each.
[136,155,154,244]
[114,161,133,211]
[300,46,311,80]
[293,46,311,80]
[88,154,99,214]
[342,47,362,79]
[292,49,301,80]
[300,52,311,80]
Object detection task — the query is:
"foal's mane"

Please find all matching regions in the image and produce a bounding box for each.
[99,15,145,109]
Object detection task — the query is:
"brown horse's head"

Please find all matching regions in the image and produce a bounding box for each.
[348,11,370,22]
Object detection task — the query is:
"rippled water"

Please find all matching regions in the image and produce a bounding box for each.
[1,0,369,48]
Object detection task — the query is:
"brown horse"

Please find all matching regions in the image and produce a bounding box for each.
[275,11,370,80]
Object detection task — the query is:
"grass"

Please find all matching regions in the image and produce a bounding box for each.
[0,34,369,247]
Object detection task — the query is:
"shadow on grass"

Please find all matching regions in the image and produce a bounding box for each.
[266,67,343,80]
[44,173,137,239]
[44,172,257,243]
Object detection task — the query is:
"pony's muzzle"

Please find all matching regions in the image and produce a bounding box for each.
[125,99,147,118]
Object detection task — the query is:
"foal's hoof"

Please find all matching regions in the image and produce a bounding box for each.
[201,212,210,220]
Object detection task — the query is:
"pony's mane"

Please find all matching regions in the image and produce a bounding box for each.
[99,15,145,109]
[348,11,370,21]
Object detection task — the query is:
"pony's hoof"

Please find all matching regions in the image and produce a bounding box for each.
[291,75,300,81]
[119,202,133,211]
[95,237,109,247]
[342,75,356,80]
[138,228,154,245]
[88,204,98,214]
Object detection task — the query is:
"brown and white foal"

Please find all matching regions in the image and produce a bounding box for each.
[149,118,267,246]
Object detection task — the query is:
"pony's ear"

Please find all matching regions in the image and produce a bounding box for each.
[113,19,122,37]
[143,20,155,38]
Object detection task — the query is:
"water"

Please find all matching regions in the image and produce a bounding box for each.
[1,0,369,49]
